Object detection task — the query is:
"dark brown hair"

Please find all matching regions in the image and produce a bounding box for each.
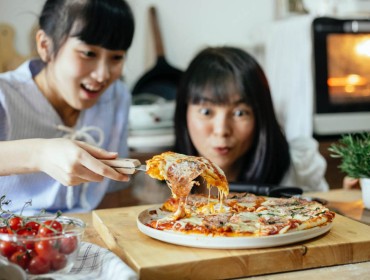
[39,0,134,56]
[174,47,290,184]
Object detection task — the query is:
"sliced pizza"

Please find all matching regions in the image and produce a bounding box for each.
[143,152,335,238]
[144,193,335,237]
[146,151,229,219]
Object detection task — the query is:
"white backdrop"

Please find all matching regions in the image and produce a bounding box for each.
[0,0,274,89]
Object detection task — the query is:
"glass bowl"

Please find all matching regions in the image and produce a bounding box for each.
[0,215,85,276]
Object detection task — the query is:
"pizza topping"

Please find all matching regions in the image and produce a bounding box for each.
[202,213,232,229]
[144,152,335,238]
[146,152,229,220]
[145,192,335,237]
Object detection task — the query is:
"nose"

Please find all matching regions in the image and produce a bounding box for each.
[213,114,231,137]
[92,59,110,83]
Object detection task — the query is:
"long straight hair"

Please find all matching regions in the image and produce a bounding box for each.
[174,47,290,184]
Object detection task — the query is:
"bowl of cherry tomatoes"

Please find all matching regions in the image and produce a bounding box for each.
[0,214,85,276]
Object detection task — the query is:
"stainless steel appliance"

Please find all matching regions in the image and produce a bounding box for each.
[313,17,370,135]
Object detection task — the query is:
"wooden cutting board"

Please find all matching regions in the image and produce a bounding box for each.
[92,205,370,280]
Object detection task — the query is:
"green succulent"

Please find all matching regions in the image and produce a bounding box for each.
[329,132,370,178]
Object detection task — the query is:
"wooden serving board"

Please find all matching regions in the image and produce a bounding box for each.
[92,205,370,280]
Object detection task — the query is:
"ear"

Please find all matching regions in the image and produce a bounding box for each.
[35,29,53,62]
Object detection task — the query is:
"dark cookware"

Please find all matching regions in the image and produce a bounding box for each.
[228,182,328,204]
[229,182,303,197]
[132,6,183,100]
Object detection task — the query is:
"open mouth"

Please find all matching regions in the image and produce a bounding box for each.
[81,83,103,98]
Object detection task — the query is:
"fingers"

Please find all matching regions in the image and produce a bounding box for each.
[54,161,129,186]
[77,151,130,182]
[41,139,130,185]
[75,141,118,160]
[343,176,360,190]
[73,141,130,181]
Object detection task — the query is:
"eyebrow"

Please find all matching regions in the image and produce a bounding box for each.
[198,97,246,105]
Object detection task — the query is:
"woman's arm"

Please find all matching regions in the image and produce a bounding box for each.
[0,138,129,186]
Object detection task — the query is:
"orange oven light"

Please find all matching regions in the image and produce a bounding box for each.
[327,74,368,87]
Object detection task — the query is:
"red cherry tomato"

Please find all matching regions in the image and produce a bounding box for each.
[24,221,41,233]
[17,228,37,250]
[8,216,23,232]
[0,241,19,258]
[35,239,59,259]
[0,227,9,234]
[51,252,67,271]
[38,220,63,236]
[17,227,37,236]
[28,256,51,275]
[10,250,31,270]
[59,236,78,255]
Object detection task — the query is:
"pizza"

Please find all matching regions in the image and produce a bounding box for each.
[144,152,335,237]
[146,151,229,219]
[143,193,335,237]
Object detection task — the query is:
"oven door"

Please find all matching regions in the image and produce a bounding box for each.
[313,17,370,135]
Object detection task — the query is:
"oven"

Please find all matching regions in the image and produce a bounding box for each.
[313,17,370,136]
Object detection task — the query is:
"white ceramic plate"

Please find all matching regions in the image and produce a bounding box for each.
[137,207,333,249]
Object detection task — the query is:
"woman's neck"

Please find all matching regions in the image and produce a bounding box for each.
[34,68,80,127]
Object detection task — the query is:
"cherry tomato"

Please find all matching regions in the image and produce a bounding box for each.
[38,220,63,236]
[17,228,37,250]
[0,241,19,258]
[8,217,23,232]
[51,252,67,271]
[59,236,78,255]
[28,256,51,275]
[35,239,59,259]
[17,228,37,236]
[0,227,9,234]
[24,221,40,233]
[10,250,31,270]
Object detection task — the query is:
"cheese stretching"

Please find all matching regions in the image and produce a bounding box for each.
[146,151,229,219]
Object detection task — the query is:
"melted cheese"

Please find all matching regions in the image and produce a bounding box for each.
[146,151,229,220]
[173,216,204,229]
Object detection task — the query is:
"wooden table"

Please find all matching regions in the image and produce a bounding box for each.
[70,189,370,279]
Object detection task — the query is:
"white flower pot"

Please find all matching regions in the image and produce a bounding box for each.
[359,178,370,209]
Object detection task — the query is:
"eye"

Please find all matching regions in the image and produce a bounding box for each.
[112,55,124,61]
[80,50,96,58]
[199,107,211,116]
[233,106,253,119]
[234,109,247,117]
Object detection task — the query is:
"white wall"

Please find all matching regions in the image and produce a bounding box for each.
[0,0,275,89]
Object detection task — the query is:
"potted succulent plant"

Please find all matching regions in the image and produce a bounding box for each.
[329,132,370,209]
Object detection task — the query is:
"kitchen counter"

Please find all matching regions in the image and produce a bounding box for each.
[70,189,370,279]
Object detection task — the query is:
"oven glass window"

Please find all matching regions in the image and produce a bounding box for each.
[327,34,370,104]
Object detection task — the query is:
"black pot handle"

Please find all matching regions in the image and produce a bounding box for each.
[228,183,303,197]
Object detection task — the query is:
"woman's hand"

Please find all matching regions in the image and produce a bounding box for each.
[0,138,129,186]
[38,138,130,186]
[343,176,360,190]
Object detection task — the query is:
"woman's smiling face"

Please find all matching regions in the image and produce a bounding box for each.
[45,37,126,111]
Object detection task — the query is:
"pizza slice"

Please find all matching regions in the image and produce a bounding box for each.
[255,197,335,235]
[146,151,229,219]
